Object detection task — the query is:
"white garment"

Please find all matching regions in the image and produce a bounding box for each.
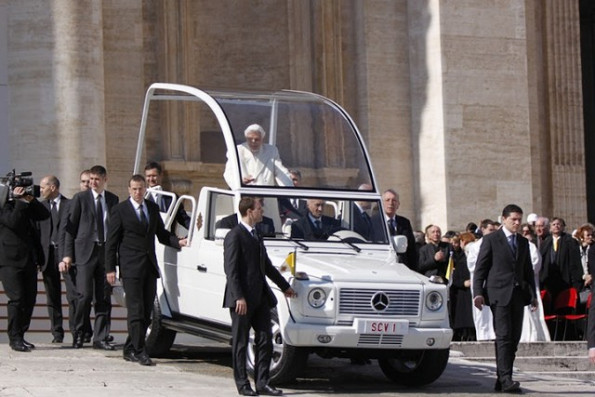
[224,143,293,188]
[467,238,496,341]
[520,241,551,342]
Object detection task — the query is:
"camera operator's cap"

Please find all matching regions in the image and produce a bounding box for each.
[527,213,538,223]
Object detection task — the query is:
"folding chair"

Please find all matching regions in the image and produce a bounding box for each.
[554,288,581,341]
[541,289,559,340]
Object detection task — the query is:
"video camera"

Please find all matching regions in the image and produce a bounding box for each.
[0,169,40,208]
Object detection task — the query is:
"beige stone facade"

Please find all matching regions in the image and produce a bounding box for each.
[0,0,588,231]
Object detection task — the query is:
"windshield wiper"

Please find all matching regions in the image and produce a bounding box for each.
[275,232,310,251]
[329,233,361,253]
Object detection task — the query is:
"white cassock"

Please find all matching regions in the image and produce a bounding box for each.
[467,238,496,341]
[224,143,293,189]
[520,241,551,342]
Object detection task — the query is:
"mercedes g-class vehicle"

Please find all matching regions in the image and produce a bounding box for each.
[121,83,452,386]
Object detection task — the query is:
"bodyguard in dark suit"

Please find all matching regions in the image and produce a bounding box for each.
[473,204,537,393]
[37,175,68,343]
[62,165,119,350]
[0,185,50,352]
[371,189,417,270]
[144,161,191,230]
[223,197,296,396]
[290,198,341,240]
[106,175,186,366]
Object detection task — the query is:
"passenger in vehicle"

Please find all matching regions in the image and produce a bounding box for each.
[290,199,341,240]
[223,124,294,188]
[352,183,374,240]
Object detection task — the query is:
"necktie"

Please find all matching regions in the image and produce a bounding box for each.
[508,234,517,255]
[553,238,558,252]
[96,195,105,243]
[314,220,322,230]
[251,228,258,240]
[387,219,396,235]
[139,203,148,228]
[50,200,59,243]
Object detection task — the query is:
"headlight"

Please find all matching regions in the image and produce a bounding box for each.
[308,288,327,308]
[425,291,444,311]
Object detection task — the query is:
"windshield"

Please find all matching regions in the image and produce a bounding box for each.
[212,90,374,191]
[210,194,389,245]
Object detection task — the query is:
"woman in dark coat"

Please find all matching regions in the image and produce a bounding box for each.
[449,232,477,341]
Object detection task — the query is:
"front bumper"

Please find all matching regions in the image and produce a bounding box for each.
[283,322,453,350]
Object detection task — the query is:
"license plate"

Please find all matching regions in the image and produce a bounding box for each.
[354,319,409,335]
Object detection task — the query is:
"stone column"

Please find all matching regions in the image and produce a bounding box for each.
[544,0,586,227]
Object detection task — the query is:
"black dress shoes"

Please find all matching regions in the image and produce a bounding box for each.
[22,340,35,349]
[238,385,258,396]
[123,350,139,362]
[52,336,64,343]
[501,380,521,393]
[106,334,114,342]
[73,333,84,349]
[10,341,31,352]
[83,333,92,343]
[257,385,283,396]
[135,352,154,366]
[92,341,116,351]
[494,379,502,392]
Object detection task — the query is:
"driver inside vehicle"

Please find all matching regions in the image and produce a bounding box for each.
[290,198,342,240]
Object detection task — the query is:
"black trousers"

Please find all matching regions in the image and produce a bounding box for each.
[230,301,272,391]
[491,287,525,383]
[73,244,111,342]
[0,264,37,343]
[42,245,64,338]
[122,273,157,354]
[63,265,93,336]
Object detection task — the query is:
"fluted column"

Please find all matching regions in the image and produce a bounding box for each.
[545,0,586,227]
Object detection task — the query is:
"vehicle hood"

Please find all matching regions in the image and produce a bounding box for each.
[269,249,425,284]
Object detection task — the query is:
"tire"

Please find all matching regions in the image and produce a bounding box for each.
[378,348,449,386]
[145,298,177,357]
[246,310,308,385]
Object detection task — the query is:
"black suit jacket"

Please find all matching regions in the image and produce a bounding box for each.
[37,195,69,271]
[216,213,275,237]
[222,224,290,309]
[63,189,119,265]
[473,229,536,307]
[418,241,450,278]
[0,199,49,269]
[290,214,341,240]
[371,214,417,270]
[539,232,583,291]
[352,204,373,241]
[105,199,180,278]
[278,198,307,220]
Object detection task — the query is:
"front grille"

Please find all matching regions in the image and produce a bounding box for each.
[358,334,404,346]
[339,288,420,316]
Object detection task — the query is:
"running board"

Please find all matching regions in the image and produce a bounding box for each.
[161,316,233,345]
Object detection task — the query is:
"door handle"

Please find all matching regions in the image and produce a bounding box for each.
[196,265,207,272]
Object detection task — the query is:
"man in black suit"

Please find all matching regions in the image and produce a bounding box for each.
[223,197,296,396]
[0,184,50,352]
[539,217,583,301]
[144,161,191,230]
[106,174,186,366]
[371,189,417,270]
[473,204,537,393]
[37,175,68,343]
[290,198,341,240]
[62,165,119,350]
[351,183,374,240]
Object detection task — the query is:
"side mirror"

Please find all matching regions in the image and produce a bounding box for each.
[392,235,408,254]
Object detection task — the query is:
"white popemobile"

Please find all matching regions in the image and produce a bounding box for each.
[119,83,453,386]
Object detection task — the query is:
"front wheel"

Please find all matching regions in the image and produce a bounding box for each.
[145,298,177,357]
[247,310,308,385]
[378,349,449,386]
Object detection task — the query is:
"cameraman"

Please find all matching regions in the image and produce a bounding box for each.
[0,185,50,352]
